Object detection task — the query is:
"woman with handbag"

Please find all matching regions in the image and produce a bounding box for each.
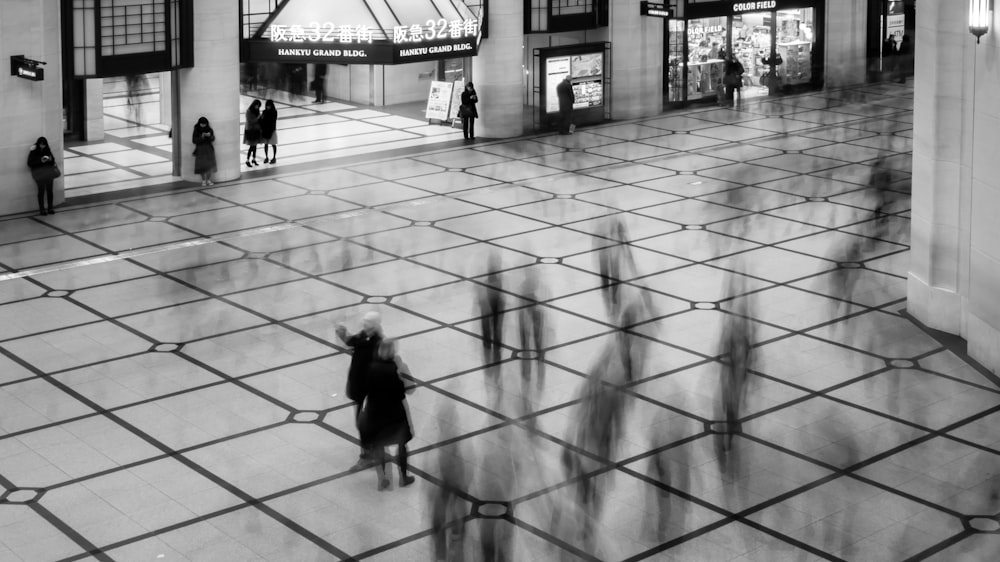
[26,137,59,216]
[243,99,262,167]
[460,82,478,140]
[192,117,217,186]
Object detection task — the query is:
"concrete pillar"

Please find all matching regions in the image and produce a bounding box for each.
[175,0,240,182]
[84,79,105,141]
[907,1,1000,373]
[159,71,172,126]
[472,0,524,138]
[907,0,969,335]
[609,0,663,119]
[0,0,64,215]
[825,0,868,87]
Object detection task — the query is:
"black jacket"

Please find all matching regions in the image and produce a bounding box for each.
[260,108,277,138]
[460,89,479,119]
[26,144,55,169]
[557,79,575,110]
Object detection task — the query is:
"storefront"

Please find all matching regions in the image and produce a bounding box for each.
[664,0,825,106]
[866,0,915,81]
[239,0,481,106]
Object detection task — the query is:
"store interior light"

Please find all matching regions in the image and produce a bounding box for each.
[970,0,994,43]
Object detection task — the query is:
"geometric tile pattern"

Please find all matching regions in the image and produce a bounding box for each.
[2,82,999,561]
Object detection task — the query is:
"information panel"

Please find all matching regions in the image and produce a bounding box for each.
[544,51,605,114]
[448,80,465,120]
[425,81,454,121]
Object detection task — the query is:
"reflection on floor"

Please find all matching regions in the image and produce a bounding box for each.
[2,81,999,561]
[63,86,463,199]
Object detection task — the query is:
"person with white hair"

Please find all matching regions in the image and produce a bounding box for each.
[336,311,383,468]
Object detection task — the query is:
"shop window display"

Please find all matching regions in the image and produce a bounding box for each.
[776,9,814,86]
[731,12,772,99]
[687,17,726,100]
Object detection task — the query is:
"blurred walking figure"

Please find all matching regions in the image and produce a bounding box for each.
[125,74,148,125]
[259,100,279,164]
[358,338,416,490]
[517,267,547,393]
[243,99,262,167]
[335,311,384,467]
[715,274,756,472]
[478,252,505,385]
[431,405,469,562]
[191,117,217,187]
[866,156,895,248]
[596,216,637,314]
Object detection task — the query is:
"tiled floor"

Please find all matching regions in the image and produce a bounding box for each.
[2,82,999,561]
[62,86,464,198]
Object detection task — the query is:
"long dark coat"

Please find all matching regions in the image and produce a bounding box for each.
[359,359,413,448]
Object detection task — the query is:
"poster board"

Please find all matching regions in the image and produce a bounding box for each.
[425,81,454,121]
[544,51,604,114]
[545,56,571,114]
[447,80,465,121]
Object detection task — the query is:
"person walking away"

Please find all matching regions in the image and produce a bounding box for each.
[260,100,279,164]
[883,35,898,79]
[460,82,479,141]
[335,311,384,468]
[358,338,416,491]
[895,35,912,84]
[312,64,327,103]
[191,117,217,186]
[26,137,59,216]
[556,76,575,134]
[478,253,505,386]
[723,55,745,107]
[243,99,262,167]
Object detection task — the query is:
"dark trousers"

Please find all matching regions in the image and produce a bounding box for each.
[558,107,573,133]
[462,117,475,139]
[36,180,54,212]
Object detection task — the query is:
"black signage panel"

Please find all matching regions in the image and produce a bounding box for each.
[244,40,394,64]
[244,35,478,65]
[640,1,674,18]
[10,55,45,81]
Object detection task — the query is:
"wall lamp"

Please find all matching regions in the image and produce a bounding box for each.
[970,0,994,43]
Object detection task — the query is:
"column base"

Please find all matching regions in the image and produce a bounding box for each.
[968,312,1000,375]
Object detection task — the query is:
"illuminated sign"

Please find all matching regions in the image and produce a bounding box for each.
[268,18,478,45]
[733,1,777,12]
[9,55,45,82]
[640,2,674,18]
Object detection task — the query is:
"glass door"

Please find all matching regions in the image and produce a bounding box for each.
[686,17,727,101]
[731,11,773,100]
[666,19,686,104]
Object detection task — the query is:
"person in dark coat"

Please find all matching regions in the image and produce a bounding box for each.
[895,35,912,83]
[259,100,278,164]
[243,99,262,167]
[723,55,745,107]
[26,136,57,216]
[336,311,383,467]
[191,117,217,186]
[883,35,898,77]
[478,252,505,385]
[358,338,416,491]
[556,76,575,134]
[460,82,479,140]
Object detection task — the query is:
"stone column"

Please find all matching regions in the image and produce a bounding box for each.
[175,0,240,182]
[84,79,105,141]
[907,0,971,336]
[159,71,172,126]
[0,0,64,215]
[825,0,868,87]
[472,0,524,138]
[609,0,663,119]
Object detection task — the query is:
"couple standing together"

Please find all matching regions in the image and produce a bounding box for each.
[337,312,417,491]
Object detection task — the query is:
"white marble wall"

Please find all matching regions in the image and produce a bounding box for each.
[825,0,868,88]
[472,0,525,138]
[0,0,64,215]
[609,0,663,119]
[176,0,241,182]
[84,79,105,141]
[909,0,1000,373]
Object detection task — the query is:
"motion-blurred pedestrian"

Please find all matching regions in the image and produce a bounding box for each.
[336,311,384,467]
[479,252,505,385]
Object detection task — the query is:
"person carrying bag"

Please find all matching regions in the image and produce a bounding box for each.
[26,136,59,216]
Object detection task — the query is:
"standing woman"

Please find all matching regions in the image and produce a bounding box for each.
[460,82,478,141]
[26,137,59,216]
[192,117,217,186]
[260,100,279,164]
[243,99,262,167]
[358,338,416,491]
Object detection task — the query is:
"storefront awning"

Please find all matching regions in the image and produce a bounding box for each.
[242,0,481,65]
